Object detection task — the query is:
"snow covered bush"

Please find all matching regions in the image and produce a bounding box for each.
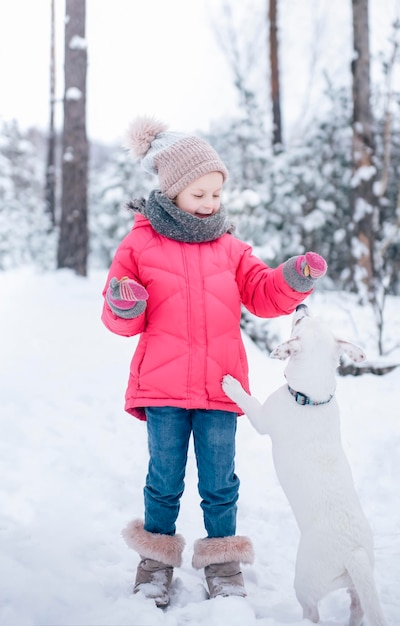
[0,120,55,270]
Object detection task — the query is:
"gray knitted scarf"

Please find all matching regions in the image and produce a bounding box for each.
[127,190,234,243]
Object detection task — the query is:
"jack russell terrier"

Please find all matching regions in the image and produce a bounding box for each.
[222,304,387,626]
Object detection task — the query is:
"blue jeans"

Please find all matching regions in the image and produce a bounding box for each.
[143,407,239,538]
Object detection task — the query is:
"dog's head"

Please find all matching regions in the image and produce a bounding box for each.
[271,304,366,364]
[270,304,366,400]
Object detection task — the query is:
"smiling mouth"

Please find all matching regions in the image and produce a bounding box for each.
[195,212,213,218]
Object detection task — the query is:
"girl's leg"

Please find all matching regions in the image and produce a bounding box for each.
[192,409,239,538]
[144,406,192,536]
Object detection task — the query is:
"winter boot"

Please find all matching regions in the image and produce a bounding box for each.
[192,535,254,599]
[204,560,247,598]
[133,557,173,607]
[122,519,185,608]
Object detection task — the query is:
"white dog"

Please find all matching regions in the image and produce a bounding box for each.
[222,304,387,626]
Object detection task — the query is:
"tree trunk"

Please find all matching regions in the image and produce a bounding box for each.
[350,0,377,297]
[268,0,282,148]
[45,0,56,227]
[57,0,88,276]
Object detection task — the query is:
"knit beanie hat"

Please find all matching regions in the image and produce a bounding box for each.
[125,116,228,199]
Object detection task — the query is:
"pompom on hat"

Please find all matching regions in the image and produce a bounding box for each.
[125,116,228,199]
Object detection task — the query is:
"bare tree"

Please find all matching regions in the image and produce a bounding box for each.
[209,2,268,187]
[375,18,400,200]
[350,2,400,357]
[57,0,88,276]
[268,0,282,148]
[370,18,400,356]
[45,0,56,227]
[350,0,377,298]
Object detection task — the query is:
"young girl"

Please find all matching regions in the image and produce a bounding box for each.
[101,116,327,607]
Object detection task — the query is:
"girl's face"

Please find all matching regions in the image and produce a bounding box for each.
[174,172,224,218]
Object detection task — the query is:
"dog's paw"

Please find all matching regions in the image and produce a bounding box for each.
[222,375,244,402]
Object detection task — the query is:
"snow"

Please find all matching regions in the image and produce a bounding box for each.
[302,209,326,233]
[1,267,399,626]
[350,166,377,188]
[65,87,82,101]
[63,147,74,162]
[69,36,87,51]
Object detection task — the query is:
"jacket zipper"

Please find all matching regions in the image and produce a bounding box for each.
[181,246,192,404]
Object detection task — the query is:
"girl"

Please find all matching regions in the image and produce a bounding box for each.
[101,116,327,606]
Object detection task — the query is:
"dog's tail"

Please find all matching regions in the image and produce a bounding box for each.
[345,547,387,626]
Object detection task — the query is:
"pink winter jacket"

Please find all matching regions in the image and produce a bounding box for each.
[102,214,311,420]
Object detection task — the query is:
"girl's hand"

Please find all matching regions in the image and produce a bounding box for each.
[296,252,327,279]
[109,277,149,303]
[106,277,148,319]
[283,252,327,293]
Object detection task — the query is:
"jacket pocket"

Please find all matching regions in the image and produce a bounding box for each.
[130,335,148,389]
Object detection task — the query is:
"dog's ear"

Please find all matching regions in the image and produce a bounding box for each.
[336,339,366,363]
[270,337,302,360]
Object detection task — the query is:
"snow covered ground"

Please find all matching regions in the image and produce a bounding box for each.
[1,267,399,626]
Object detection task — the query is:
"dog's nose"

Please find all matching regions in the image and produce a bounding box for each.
[296,304,308,312]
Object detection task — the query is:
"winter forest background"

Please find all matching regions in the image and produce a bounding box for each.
[1,0,400,363]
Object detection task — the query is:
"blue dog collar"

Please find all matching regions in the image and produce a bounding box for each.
[287,385,333,406]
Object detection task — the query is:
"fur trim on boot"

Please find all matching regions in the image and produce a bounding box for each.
[192,535,254,570]
[122,519,185,567]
